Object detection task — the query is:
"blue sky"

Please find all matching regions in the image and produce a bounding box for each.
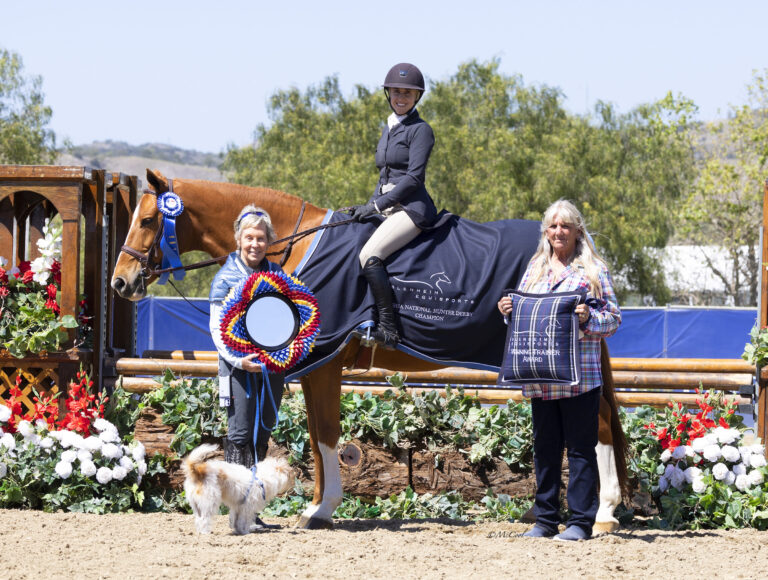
[2,1,766,153]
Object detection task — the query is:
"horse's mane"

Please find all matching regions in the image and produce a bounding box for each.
[178,178,306,205]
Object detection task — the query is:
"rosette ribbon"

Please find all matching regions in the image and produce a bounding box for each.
[219,270,321,373]
[156,188,185,285]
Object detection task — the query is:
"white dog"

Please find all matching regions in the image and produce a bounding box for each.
[181,443,295,534]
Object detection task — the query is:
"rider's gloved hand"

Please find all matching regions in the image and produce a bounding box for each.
[350,201,378,222]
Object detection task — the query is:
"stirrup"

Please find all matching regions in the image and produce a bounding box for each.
[370,325,399,350]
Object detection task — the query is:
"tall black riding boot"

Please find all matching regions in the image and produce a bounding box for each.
[362,256,400,349]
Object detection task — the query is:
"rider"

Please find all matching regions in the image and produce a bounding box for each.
[349,62,438,348]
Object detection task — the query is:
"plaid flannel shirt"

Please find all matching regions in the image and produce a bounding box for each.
[516,261,621,400]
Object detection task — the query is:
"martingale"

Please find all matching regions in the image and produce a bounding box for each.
[219,271,320,373]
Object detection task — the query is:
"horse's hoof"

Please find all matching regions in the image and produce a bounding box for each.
[296,516,333,530]
[592,520,620,535]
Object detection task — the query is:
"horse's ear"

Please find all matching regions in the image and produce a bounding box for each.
[146,169,169,193]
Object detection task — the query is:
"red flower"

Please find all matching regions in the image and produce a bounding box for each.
[44,297,60,314]
[17,261,30,274]
[0,267,7,284]
[22,270,34,284]
[719,417,729,428]
[46,284,57,300]
[50,261,61,285]
[0,286,8,298]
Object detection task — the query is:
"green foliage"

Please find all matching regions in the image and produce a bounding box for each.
[146,251,218,298]
[224,59,697,302]
[143,371,228,456]
[0,47,58,164]
[273,375,533,470]
[743,323,768,366]
[677,68,768,306]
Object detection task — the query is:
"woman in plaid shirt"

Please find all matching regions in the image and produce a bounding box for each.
[497,200,621,541]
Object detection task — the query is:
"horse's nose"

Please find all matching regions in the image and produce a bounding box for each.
[112,276,126,295]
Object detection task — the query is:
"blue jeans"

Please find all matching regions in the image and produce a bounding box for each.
[530,387,600,534]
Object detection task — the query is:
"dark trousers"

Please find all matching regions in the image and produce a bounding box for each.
[530,387,600,534]
[225,363,284,453]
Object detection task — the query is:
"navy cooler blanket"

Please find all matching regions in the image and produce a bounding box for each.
[288,211,539,378]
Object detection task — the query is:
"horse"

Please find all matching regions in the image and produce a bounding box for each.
[111,170,629,533]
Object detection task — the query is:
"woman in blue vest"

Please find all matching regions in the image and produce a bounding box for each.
[349,63,438,348]
[208,206,285,495]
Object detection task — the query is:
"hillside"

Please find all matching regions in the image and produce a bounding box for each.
[57,140,225,183]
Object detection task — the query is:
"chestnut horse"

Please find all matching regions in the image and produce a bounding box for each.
[111,170,628,532]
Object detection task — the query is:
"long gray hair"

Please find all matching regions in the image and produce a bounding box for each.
[522,199,608,298]
[233,205,276,247]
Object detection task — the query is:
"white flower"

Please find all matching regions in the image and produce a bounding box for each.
[0,256,5,267]
[751,454,767,468]
[54,460,73,479]
[30,256,53,284]
[83,436,103,452]
[713,426,740,445]
[735,473,750,492]
[39,436,54,450]
[93,418,116,433]
[750,444,765,456]
[684,466,702,483]
[748,469,765,487]
[692,477,707,493]
[131,441,146,462]
[0,406,11,423]
[712,462,729,480]
[17,421,34,438]
[101,443,122,460]
[724,471,736,486]
[112,466,128,481]
[684,445,695,457]
[0,462,6,478]
[95,466,113,484]
[80,460,97,477]
[671,446,688,460]
[119,456,135,471]
[703,444,723,462]
[61,450,77,463]
[658,475,670,492]
[670,466,686,490]
[77,450,93,463]
[98,429,120,443]
[137,460,147,476]
[739,447,753,467]
[1,433,16,450]
[692,435,713,453]
[660,449,673,463]
[733,463,747,476]
[721,445,741,463]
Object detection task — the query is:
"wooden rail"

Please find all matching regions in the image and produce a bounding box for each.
[117,352,754,408]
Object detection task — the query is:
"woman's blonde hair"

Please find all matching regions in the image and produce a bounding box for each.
[522,199,608,298]
[234,205,276,247]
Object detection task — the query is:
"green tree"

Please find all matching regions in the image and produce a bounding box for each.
[0,48,57,164]
[677,69,768,307]
[225,60,698,302]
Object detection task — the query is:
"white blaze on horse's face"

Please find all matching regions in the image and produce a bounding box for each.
[110,194,162,301]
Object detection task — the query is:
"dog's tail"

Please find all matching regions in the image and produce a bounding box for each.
[182,443,220,483]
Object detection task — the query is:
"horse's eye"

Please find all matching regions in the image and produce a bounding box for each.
[141,217,155,227]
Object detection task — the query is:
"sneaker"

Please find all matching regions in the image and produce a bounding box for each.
[519,525,557,538]
[554,526,590,541]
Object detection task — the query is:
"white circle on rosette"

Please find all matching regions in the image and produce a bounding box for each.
[243,293,299,351]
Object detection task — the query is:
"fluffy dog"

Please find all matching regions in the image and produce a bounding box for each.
[181,443,294,534]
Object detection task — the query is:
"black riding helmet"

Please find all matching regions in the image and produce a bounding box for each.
[383,63,425,113]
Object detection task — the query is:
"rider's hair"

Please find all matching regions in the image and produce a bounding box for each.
[234,205,277,247]
[521,199,608,299]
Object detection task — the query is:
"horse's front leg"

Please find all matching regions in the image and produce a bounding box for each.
[593,397,621,534]
[296,363,343,529]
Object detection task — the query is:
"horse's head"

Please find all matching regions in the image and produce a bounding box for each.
[110,169,169,300]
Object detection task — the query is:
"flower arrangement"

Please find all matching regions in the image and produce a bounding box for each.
[0,370,149,512]
[0,218,79,357]
[636,390,768,529]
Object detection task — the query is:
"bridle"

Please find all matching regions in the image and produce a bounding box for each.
[119,181,356,281]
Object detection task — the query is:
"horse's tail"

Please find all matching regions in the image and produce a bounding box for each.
[600,338,630,498]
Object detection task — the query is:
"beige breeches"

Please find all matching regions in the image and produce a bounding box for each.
[359,209,422,267]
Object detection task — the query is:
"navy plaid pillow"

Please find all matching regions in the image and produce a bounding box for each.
[498,290,583,386]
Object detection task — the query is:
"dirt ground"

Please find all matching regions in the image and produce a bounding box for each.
[3,510,768,579]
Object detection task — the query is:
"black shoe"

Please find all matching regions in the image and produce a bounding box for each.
[362,257,400,348]
[250,516,281,532]
[225,439,254,467]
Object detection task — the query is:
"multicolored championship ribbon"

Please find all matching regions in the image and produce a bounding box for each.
[219,271,320,373]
